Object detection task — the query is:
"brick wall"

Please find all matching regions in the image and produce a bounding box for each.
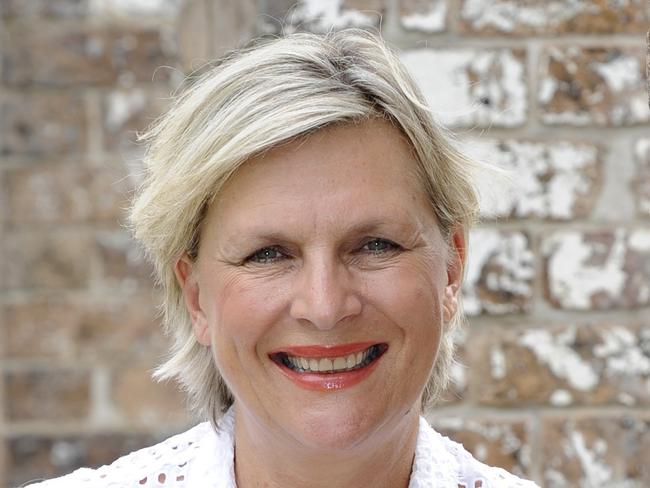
[1,1,648,486]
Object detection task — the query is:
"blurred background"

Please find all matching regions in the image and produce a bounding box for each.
[1,0,649,486]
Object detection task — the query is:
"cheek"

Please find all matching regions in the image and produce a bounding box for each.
[204,273,289,354]
[364,261,445,334]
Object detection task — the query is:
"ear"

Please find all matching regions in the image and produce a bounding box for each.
[174,254,211,346]
[443,226,465,323]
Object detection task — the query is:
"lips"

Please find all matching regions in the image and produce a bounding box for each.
[269,342,388,391]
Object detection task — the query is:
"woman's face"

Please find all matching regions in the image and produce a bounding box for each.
[176,119,463,451]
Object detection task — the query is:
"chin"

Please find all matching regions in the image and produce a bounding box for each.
[282,396,399,452]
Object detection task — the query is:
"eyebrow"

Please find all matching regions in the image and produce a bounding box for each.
[221,217,424,249]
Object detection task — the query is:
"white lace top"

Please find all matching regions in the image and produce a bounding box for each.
[27,409,539,487]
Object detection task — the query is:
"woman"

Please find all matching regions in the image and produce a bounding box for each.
[32,30,539,487]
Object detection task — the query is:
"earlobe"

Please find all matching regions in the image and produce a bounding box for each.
[442,283,459,322]
[174,254,211,346]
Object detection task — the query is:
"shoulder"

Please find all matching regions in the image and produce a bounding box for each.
[22,421,227,488]
[413,417,540,488]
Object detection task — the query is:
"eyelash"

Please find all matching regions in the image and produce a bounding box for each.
[246,246,286,265]
[361,238,400,254]
[244,238,401,265]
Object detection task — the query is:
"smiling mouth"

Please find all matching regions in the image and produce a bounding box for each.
[270,343,388,374]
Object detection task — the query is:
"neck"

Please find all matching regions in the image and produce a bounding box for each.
[233,405,420,488]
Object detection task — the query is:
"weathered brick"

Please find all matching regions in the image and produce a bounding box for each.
[465,139,603,220]
[4,293,165,360]
[176,0,213,71]
[541,415,650,487]
[207,0,257,60]
[112,361,188,428]
[0,0,182,20]
[88,0,182,21]
[428,417,533,478]
[7,431,168,486]
[460,0,649,35]
[0,0,88,18]
[5,163,131,224]
[102,89,170,157]
[440,326,468,404]
[399,0,447,33]
[543,228,650,310]
[0,92,86,156]
[0,440,6,488]
[5,369,90,421]
[400,48,526,128]
[463,229,534,315]
[539,46,649,126]
[95,230,154,289]
[2,230,96,290]
[2,26,176,87]
[633,138,650,217]
[262,0,386,33]
[475,323,650,407]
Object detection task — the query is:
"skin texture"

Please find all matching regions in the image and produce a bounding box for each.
[175,119,465,488]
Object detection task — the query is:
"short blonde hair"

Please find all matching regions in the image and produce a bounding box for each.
[130,29,478,423]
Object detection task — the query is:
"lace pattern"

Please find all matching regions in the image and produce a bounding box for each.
[27,410,539,487]
[413,417,540,488]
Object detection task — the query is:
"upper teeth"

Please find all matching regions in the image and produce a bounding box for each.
[285,348,372,373]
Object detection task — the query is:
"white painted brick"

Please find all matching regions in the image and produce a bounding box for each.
[464,139,603,220]
[399,0,447,33]
[634,138,650,217]
[400,48,527,128]
[460,0,649,35]
[463,229,534,315]
[272,0,385,33]
[539,46,649,126]
[543,229,650,309]
[476,323,650,407]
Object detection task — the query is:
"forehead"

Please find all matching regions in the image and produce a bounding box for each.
[220,120,423,198]
[205,119,435,235]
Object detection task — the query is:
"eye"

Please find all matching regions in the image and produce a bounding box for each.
[245,246,286,264]
[361,238,401,254]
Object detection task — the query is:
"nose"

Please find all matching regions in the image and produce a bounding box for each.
[289,253,363,330]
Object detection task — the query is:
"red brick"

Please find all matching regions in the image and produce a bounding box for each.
[102,89,171,157]
[2,229,96,290]
[399,0,447,33]
[474,323,650,407]
[0,440,6,488]
[7,431,169,486]
[543,228,650,310]
[463,229,534,315]
[429,416,533,478]
[5,369,91,421]
[0,92,86,156]
[112,361,189,428]
[541,415,650,486]
[539,46,649,126]
[5,162,132,224]
[2,26,176,87]
[0,0,87,18]
[205,0,257,61]
[4,293,165,361]
[95,230,154,288]
[460,0,649,35]
[440,326,468,404]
